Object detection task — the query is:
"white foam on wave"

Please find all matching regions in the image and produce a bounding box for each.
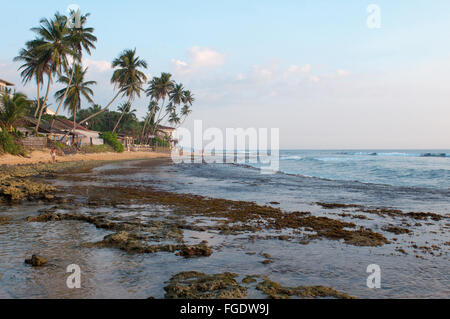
[280,155,303,160]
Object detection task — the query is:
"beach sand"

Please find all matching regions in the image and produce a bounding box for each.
[0,150,171,166]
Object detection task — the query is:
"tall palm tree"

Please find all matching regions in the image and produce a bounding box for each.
[0,93,30,132]
[29,13,76,134]
[168,111,180,127]
[170,83,185,106]
[14,40,49,118]
[54,64,96,130]
[178,90,194,126]
[178,104,192,127]
[112,101,132,133]
[182,90,194,107]
[146,72,174,134]
[76,48,148,126]
[51,12,97,129]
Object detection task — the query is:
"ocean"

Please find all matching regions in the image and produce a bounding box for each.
[215,149,450,188]
[170,149,450,213]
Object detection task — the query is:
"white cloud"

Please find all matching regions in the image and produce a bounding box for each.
[171,47,225,74]
[83,58,111,72]
[336,69,350,77]
[309,75,320,83]
[171,59,188,68]
[284,64,311,76]
[251,65,274,82]
[189,46,225,68]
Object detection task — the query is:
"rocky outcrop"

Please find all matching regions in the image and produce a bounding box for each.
[24,255,48,267]
[164,271,247,299]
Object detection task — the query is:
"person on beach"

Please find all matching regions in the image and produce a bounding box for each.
[50,147,57,163]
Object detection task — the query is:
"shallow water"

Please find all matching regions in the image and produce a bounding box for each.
[0,158,449,299]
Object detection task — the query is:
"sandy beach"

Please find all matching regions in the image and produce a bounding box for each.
[0,150,171,166]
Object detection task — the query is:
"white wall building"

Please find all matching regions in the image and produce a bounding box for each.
[0,78,14,98]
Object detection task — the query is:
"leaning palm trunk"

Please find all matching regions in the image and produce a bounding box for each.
[150,109,171,136]
[35,74,52,135]
[34,78,41,118]
[139,108,156,144]
[78,91,120,125]
[112,109,126,133]
[51,63,76,129]
[60,91,121,141]
[139,116,150,144]
[148,97,166,137]
[139,104,159,144]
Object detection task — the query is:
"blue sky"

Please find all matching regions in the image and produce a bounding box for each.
[1,1,450,148]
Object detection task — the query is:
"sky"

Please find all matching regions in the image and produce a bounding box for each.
[1,0,450,149]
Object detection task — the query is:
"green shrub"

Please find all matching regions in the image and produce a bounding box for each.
[81,144,114,153]
[100,132,124,153]
[151,136,170,147]
[55,141,65,149]
[0,130,25,156]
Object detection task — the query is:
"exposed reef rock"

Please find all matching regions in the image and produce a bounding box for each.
[255,277,357,299]
[24,255,47,267]
[164,271,247,299]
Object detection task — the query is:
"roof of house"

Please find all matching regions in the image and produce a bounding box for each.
[157,125,176,131]
[0,78,15,86]
[14,117,65,134]
[53,117,90,132]
[73,129,101,138]
[44,108,56,115]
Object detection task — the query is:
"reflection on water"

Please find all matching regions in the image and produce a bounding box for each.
[0,159,449,299]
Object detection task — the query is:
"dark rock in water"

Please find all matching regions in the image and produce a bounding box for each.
[316,202,361,209]
[0,216,10,225]
[382,225,411,235]
[176,244,213,258]
[255,277,357,299]
[269,201,280,205]
[25,255,48,267]
[422,153,446,157]
[164,271,247,299]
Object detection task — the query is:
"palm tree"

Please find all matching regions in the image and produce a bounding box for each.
[54,64,96,130]
[14,41,49,118]
[29,13,76,134]
[112,101,132,133]
[139,100,158,144]
[0,93,30,132]
[76,48,148,126]
[183,90,194,106]
[170,83,185,106]
[146,72,174,134]
[176,89,194,127]
[168,111,180,126]
[51,12,97,129]
[178,104,192,127]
